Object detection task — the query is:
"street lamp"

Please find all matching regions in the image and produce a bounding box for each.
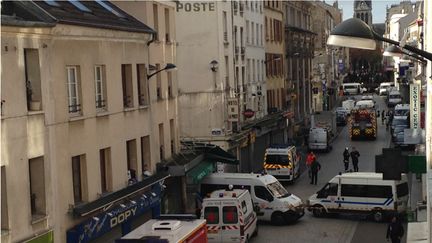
[327,18,432,61]
[383,45,427,64]
[147,63,177,79]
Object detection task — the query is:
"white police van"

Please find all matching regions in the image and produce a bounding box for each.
[201,188,257,243]
[200,173,304,225]
[307,172,408,222]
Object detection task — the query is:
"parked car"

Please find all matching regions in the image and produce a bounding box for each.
[387,90,402,107]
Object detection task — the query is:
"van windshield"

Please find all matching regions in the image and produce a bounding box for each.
[265,154,289,165]
[394,109,409,116]
[266,181,291,198]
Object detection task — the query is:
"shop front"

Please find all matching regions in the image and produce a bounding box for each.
[66,173,169,243]
[161,143,239,214]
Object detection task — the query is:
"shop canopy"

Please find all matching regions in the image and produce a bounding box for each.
[73,172,169,217]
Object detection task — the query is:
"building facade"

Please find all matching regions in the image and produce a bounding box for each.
[264,1,285,114]
[284,1,315,133]
[353,0,372,25]
[1,1,177,242]
[311,1,346,112]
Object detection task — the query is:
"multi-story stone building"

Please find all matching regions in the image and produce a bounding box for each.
[175,1,288,174]
[311,1,347,111]
[1,1,177,242]
[284,1,315,132]
[264,1,285,113]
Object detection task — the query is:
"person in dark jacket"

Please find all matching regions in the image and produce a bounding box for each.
[310,159,321,185]
[343,147,350,172]
[350,147,360,172]
[386,216,404,243]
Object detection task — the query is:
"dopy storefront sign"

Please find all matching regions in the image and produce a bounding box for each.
[67,185,161,243]
[410,83,420,129]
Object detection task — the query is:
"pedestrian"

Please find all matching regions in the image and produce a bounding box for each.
[350,147,360,172]
[306,151,316,178]
[386,216,404,243]
[382,110,386,125]
[310,158,321,185]
[343,147,350,172]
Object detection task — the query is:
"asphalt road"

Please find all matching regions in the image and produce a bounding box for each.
[251,94,407,243]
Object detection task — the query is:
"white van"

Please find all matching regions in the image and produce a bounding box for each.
[387,90,402,107]
[202,189,257,243]
[393,104,410,119]
[379,82,393,96]
[263,145,300,183]
[308,127,331,152]
[343,83,362,95]
[200,173,304,225]
[307,172,409,222]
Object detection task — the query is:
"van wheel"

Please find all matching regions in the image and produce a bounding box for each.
[372,210,384,222]
[312,205,326,218]
[271,212,286,225]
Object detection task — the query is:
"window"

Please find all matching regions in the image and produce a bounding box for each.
[1,166,8,231]
[165,8,170,42]
[167,72,173,98]
[397,183,409,198]
[204,207,219,224]
[94,65,107,110]
[159,123,165,160]
[96,0,125,18]
[24,49,42,111]
[126,139,138,182]
[367,185,392,198]
[153,4,159,40]
[241,201,247,214]
[156,64,162,100]
[44,0,60,7]
[29,157,46,218]
[137,64,149,106]
[72,155,86,204]
[223,206,238,224]
[121,64,134,108]
[67,66,82,114]
[254,186,273,201]
[141,136,151,175]
[68,0,92,13]
[318,183,338,198]
[99,147,112,193]
[341,184,367,197]
[170,119,175,154]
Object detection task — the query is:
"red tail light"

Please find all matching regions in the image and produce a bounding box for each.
[240,225,244,236]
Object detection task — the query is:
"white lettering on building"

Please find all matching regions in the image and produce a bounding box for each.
[110,207,137,228]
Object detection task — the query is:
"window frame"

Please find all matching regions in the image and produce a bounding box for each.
[66,66,81,114]
[94,65,106,110]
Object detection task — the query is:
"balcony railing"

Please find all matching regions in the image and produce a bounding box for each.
[69,103,81,113]
[96,99,106,109]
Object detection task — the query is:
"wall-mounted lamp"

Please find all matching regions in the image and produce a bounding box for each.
[210,60,218,72]
[147,63,177,80]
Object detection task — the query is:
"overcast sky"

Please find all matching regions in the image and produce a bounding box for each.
[324,0,413,23]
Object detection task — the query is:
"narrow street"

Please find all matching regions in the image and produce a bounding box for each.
[251,94,407,243]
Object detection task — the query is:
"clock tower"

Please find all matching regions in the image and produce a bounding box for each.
[354,0,372,25]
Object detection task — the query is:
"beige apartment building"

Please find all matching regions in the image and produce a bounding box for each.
[1,1,177,242]
[264,1,285,113]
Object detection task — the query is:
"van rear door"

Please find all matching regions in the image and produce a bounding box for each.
[221,202,241,242]
[395,182,409,211]
[203,201,222,242]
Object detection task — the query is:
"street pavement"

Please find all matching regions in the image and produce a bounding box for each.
[251,94,408,243]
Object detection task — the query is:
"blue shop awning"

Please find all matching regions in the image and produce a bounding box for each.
[73,172,169,217]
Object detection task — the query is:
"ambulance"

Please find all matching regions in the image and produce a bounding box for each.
[200,173,304,225]
[115,215,207,243]
[263,145,300,183]
[201,188,257,243]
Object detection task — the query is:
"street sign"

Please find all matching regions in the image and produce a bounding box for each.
[410,83,421,130]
